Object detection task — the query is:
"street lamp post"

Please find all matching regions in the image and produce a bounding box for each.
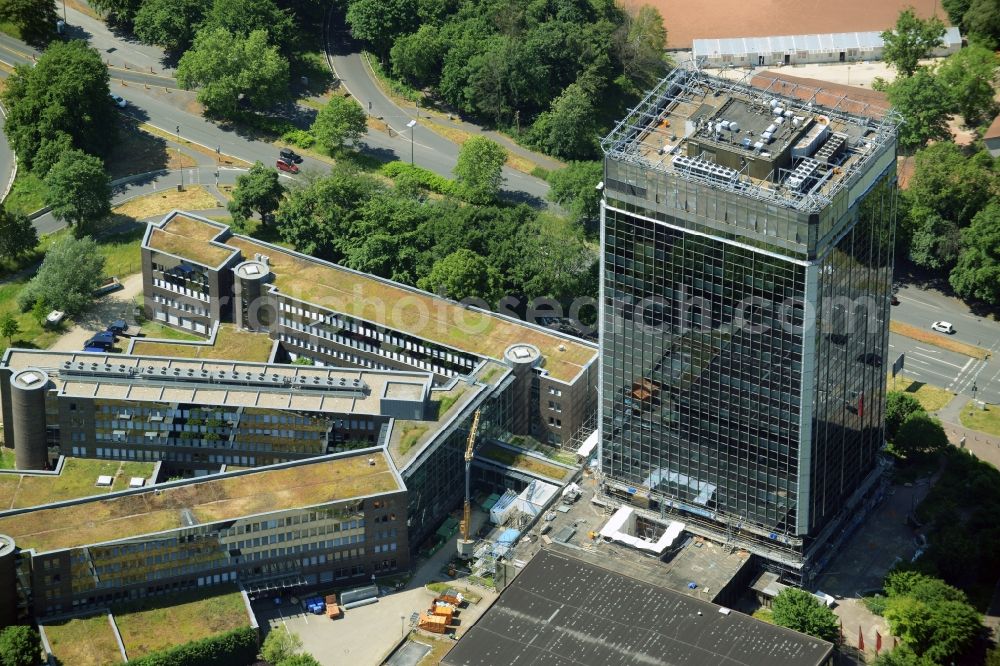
[400,614,406,638]
[406,119,417,165]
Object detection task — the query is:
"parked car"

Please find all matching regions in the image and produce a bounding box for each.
[107,320,129,335]
[110,94,127,108]
[276,159,299,174]
[890,295,899,306]
[931,321,955,334]
[856,353,883,367]
[84,332,115,350]
[279,148,303,164]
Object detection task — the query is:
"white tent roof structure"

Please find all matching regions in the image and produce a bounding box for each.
[693,27,961,59]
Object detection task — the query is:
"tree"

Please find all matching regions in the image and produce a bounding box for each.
[311,96,367,154]
[177,28,289,118]
[390,24,445,88]
[0,206,38,261]
[17,235,105,315]
[0,313,19,347]
[546,161,602,225]
[346,0,419,61]
[884,595,981,662]
[872,645,937,666]
[88,0,142,24]
[529,81,598,160]
[32,131,75,178]
[45,149,112,235]
[964,0,1000,49]
[0,0,57,46]
[0,625,42,666]
[417,248,501,303]
[260,630,302,665]
[453,136,506,204]
[950,203,1000,305]
[133,0,205,52]
[207,0,295,47]
[1,41,116,170]
[613,4,668,88]
[885,571,968,604]
[885,391,923,442]
[893,412,949,458]
[942,0,971,29]
[935,46,999,127]
[908,208,961,270]
[884,69,951,150]
[229,161,285,225]
[769,588,840,642]
[904,142,994,228]
[880,9,946,77]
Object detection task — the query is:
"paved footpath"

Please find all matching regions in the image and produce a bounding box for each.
[934,394,1000,469]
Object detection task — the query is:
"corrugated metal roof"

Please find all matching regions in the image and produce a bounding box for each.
[694,27,961,57]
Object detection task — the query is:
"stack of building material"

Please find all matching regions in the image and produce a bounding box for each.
[418,612,448,633]
[325,595,342,619]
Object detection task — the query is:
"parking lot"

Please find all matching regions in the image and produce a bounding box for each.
[48,273,143,353]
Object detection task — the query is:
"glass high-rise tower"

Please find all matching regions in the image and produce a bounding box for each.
[599,65,899,580]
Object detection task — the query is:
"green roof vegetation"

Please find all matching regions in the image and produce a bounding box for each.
[146,215,235,267]
[398,425,428,456]
[43,613,123,666]
[0,459,156,511]
[130,325,273,363]
[478,442,569,481]
[0,453,399,553]
[114,587,248,660]
[222,235,595,382]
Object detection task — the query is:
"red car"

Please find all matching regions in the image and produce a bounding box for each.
[276,159,299,174]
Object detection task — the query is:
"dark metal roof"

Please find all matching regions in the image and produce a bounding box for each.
[443,549,833,666]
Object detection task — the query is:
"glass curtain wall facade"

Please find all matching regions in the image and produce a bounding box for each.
[600,141,896,575]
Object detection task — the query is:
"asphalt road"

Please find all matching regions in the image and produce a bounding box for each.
[0,100,13,202]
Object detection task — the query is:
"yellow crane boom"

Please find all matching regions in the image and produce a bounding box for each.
[460,410,481,547]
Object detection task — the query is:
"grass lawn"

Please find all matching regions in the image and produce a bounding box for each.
[1,459,156,510]
[889,320,990,360]
[96,222,145,277]
[114,186,221,221]
[437,389,465,417]
[44,614,123,666]
[888,374,955,412]
[4,170,47,216]
[0,20,21,40]
[752,608,774,623]
[399,424,429,456]
[136,321,204,342]
[114,587,248,659]
[959,403,1000,438]
[0,280,73,355]
[130,324,273,362]
[0,448,13,469]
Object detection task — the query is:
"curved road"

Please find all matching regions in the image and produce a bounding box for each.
[0,102,14,203]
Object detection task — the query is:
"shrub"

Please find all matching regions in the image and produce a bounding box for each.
[281,129,316,149]
[381,161,455,195]
[127,626,257,666]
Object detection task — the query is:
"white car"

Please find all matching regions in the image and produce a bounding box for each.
[110,94,127,108]
[931,321,955,334]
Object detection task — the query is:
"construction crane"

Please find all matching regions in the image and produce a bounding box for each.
[457,409,481,559]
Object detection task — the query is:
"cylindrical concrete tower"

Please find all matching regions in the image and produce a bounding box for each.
[504,344,542,436]
[233,260,273,331]
[0,535,17,628]
[10,369,49,471]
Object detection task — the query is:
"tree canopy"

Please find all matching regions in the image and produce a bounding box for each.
[0,0,57,46]
[880,9,946,77]
[893,412,949,459]
[346,0,419,60]
[177,27,289,117]
[935,45,999,127]
[885,391,923,442]
[950,203,1000,305]
[133,0,206,52]
[546,161,602,226]
[453,136,506,204]
[769,588,840,642]
[260,630,302,665]
[18,236,106,315]
[0,625,42,666]
[311,96,367,154]
[44,149,112,235]
[1,40,117,171]
[884,69,952,151]
[228,161,285,226]
[206,0,295,47]
[0,206,38,262]
[417,248,502,303]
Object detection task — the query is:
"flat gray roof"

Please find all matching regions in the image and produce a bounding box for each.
[443,548,833,666]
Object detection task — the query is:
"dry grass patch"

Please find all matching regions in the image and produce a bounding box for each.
[116,186,221,221]
[889,374,955,413]
[115,588,247,659]
[10,460,155,509]
[44,614,122,666]
[478,442,569,481]
[889,320,990,360]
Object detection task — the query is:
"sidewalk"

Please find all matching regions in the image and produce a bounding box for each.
[934,394,1000,469]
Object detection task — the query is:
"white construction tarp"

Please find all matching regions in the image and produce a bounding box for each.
[489,489,519,525]
[598,506,685,555]
[644,468,716,506]
[576,430,599,457]
[513,480,559,518]
[693,27,961,59]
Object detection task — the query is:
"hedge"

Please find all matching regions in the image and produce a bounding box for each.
[381,162,456,196]
[126,626,258,666]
